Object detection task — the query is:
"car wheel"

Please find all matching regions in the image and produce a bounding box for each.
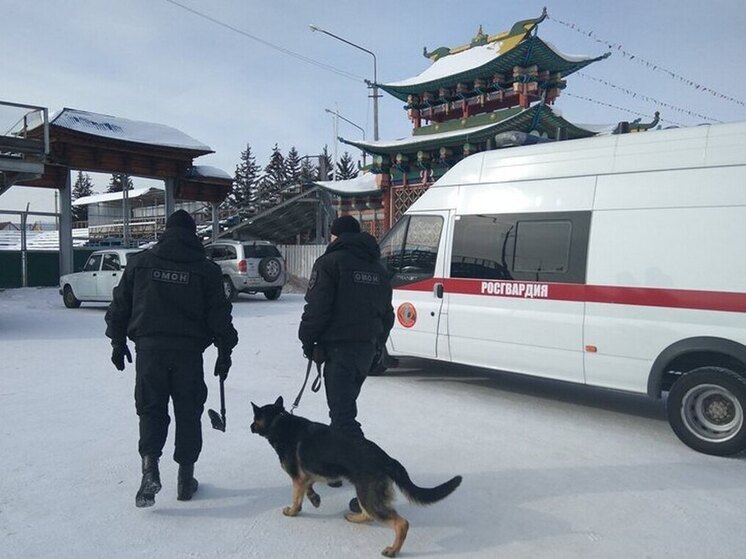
[222,276,237,301]
[63,285,81,309]
[263,287,282,300]
[258,257,282,282]
[667,366,746,456]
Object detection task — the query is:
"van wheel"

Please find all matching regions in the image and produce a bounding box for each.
[259,257,282,282]
[667,367,746,456]
[264,287,282,300]
[222,276,237,301]
[63,285,81,308]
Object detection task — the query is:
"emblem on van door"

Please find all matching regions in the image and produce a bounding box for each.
[397,302,417,328]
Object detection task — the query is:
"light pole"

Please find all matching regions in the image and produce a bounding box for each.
[310,24,380,141]
[324,108,367,167]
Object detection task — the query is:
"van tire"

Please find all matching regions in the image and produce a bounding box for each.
[63,285,81,309]
[667,367,746,456]
[259,257,282,282]
[222,276,237,302]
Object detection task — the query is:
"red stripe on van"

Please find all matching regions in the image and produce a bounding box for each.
[397,278,746,313]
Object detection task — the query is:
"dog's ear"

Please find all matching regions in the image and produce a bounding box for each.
[251,402,259,415]
[274,396,284,408]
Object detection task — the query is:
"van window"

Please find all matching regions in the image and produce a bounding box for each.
[450,211,590,284]
[380,215,443,288]
[514,220,571,274]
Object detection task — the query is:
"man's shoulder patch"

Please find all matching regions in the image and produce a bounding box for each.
[352,270,381,285]
[152,269,190,285]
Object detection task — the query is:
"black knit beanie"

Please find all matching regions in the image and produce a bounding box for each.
[165,209,196,233]
[330,215,361,236]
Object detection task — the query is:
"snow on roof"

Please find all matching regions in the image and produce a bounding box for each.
[188,165,232,180]
[72,186,164,206]
[314,172,380,195]
[387,42,504,88]
[50,108,213,152]
[345,121,501,150]
[386,37,596,89]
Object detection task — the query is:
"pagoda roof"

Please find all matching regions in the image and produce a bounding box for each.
[339,104,596,156]
[381,17,609,102]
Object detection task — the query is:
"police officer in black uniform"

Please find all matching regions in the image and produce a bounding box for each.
[298,215,394,439]
[105,209,238,508]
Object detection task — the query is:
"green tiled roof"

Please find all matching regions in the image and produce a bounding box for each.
[339,104,595,156]
[380,36,609,102]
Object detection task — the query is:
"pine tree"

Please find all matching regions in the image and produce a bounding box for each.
[283,147,303,199]
[71,171,95,222]
[106,173,133,193]
[299,156,318,186]
[228,143,261,217]
[262,144,287,209]
[255,175,274,213]
[319,146,333,181]
[336,151,359,180]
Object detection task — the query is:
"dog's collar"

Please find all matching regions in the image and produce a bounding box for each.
[268,411,288,431]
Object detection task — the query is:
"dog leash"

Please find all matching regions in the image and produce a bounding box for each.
[290,358,323,414]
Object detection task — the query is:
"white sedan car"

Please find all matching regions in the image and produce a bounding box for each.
[59,249,140,308]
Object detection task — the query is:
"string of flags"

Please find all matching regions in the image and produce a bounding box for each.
[564,92,685,127]
[577,73,721,123]
[547,14,746,109]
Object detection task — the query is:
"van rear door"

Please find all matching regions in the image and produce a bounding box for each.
[380,212,449,359]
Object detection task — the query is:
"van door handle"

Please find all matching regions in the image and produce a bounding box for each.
[434,282,444,299]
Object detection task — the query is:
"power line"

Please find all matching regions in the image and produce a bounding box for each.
[577,73,721,123]
[162,0,365,83]
[547,14,746,109]
[563,92,685,127]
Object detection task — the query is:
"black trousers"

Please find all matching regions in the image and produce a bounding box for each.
[135,348,207,465]
[322,341,376,439]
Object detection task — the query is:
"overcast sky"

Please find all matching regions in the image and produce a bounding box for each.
[2,0,745,215]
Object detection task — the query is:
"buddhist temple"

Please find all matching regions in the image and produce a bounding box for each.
[316,9,658,236]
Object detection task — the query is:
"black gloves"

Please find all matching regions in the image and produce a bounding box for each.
[368,340,386,375]
[111,343,132,371]
[214,347,232,381]
[303,343,325,365]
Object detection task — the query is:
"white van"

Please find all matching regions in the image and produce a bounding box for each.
[379,121,746,456]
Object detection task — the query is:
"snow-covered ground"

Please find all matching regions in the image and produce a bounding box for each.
[1,287,745,559]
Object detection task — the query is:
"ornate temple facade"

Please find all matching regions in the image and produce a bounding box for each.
[320,9,657,236]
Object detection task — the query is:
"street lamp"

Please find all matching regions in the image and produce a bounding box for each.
[310,24,380,141]
[324,108,367,167]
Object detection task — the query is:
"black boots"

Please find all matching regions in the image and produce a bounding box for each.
[135,458,197,506]
[135,456,161,508]
[177,463,199,501]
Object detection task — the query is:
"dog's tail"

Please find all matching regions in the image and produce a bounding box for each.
[386,457,462,506]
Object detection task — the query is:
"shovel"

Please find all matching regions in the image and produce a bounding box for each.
[208,376,226,432]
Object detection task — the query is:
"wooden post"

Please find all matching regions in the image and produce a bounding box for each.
[59,168,74,276]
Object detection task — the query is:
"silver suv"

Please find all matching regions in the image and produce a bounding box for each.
[204,240,286,301]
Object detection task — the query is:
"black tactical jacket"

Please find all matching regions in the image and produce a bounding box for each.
[105,228,238,352]
[298,232,394,348]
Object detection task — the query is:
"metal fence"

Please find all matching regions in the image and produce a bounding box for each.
[277,244,326,283]
[0,242,327,289]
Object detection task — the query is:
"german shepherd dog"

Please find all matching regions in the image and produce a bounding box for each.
[251,397,462,557]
